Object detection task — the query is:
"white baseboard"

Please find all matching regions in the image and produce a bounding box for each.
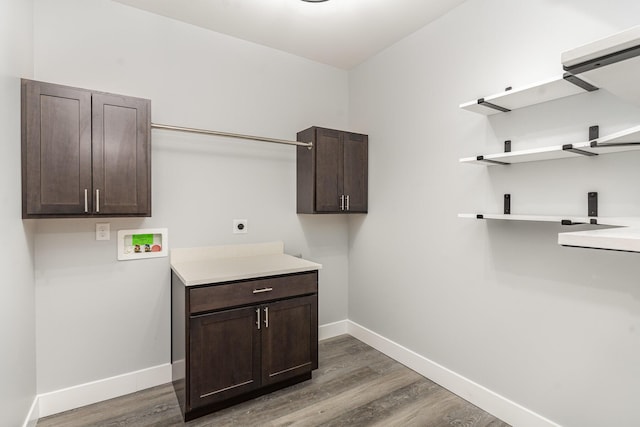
[37,363,171,418]
[22,396,39,427]
[318,319,348,340]
[346,320,560,427]
[31,321,558,426]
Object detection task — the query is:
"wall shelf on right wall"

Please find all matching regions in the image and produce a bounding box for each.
[460,124,640,166]
[459,25,640,253]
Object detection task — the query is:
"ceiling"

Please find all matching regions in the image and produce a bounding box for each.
[113,0,466,69]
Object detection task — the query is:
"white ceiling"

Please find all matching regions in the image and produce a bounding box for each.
[113,0,466,69]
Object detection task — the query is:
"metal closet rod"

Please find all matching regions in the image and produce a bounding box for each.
[151,123,312,149]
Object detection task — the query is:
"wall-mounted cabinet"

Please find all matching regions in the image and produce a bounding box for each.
[21,79,151,218]
[296,126,368,214]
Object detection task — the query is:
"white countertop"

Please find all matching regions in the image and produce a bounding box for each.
[170,241,322,286]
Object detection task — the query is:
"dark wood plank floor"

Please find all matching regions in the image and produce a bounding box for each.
[37,335,510,427]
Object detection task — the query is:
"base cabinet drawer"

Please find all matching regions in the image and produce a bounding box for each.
[189,306,261,409]
[172,270,319,421]
[189,271,318,314]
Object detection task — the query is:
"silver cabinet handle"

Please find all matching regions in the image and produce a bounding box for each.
[253,287,273,294]
[340,194,345,211]
[84,189,88,213]
[256,308,261,330]
[96,189,100,213]
[346,195,350,211]
[264,307,269,328]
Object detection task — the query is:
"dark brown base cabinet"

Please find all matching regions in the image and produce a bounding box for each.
[171,270,319,421]
[297,126,368,214]
[21,79,151,218]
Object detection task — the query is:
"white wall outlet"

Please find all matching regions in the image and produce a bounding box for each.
[96,223,110,241]
[233,219,248,234]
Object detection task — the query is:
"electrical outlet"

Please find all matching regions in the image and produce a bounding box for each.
[233,219,248,234]
[96,223,110,240]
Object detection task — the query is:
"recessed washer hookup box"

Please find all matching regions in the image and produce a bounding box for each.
[117,228,168,261]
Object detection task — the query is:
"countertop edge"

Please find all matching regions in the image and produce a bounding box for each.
[174,265,321,287]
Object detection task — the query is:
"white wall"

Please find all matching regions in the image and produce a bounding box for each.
[348,1,640,426]
[0,0,37,424]
[33,0,349,394]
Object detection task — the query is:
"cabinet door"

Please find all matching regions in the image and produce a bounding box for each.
[314,128,343,212]
[22,80,92,216]
[261,294,318,386]
[189,306,261,410]
[343,132,368,212]
[92,93,151,215]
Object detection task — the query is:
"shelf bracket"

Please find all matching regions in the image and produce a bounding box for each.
[562,72,599,92]
[504,194,511,215]
[477,98,511,113]
[476,214,484,219]
[476,155,509,166]
[563,44,640,75]
[589,125,599,141]
[562,144,598,156]
[590,140,640,148]
[588,192,598,217]
[504,140,511,153]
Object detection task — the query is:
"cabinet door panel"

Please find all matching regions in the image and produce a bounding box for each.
[315,128,342,212]
[92,93,150,215]
[189,306,261,410]
[22,80,92,216]
[343,132,368,212]
[261,295,318,386]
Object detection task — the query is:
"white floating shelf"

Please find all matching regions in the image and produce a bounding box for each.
[559,226,640,253]
[459,74,597,115]
[460,214,640,252]
[563,26,640,108]
[458,213,600,224]
[460,124,640,165]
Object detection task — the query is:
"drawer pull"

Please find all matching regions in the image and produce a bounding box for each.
[256,308,261,330]
[253,287,273,294]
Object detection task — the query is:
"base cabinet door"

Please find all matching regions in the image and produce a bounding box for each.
[261,295,318,386]
[189,306,261,410]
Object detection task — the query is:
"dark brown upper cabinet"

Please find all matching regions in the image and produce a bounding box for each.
[21,79,151,218]
[296,126,368,214]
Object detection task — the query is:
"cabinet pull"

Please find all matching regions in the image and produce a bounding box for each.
[96,189,100,213]
[346,195,350,211]
[84,189,88,213]
[264,307,269,328]
[253,287,273,294]
[256,308,261,330]
[340,195,345,211]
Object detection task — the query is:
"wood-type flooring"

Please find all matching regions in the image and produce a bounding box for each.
[37,335,511,427]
